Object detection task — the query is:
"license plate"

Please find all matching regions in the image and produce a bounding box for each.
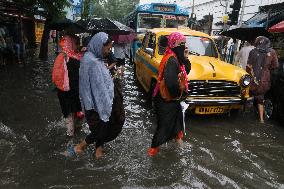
[195,106,225,114]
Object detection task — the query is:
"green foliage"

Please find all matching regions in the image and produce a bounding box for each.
[14,0,71,20]
[86,0,139,21]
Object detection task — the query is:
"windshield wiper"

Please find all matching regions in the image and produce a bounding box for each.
[189,51,200,56]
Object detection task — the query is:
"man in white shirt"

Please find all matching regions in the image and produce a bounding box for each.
[234,41,255,70]
[113,43,128,75]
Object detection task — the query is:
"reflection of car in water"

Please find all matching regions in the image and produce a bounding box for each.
[134,28,253,115]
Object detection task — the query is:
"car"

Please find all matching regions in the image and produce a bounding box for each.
[134,28,253,115]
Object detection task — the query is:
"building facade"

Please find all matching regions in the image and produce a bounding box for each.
[187,0,284,35]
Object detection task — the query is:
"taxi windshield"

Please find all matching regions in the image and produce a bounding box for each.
[185,36,218,57]
[158,35,218,58]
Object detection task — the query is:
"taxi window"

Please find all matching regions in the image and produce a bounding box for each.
[142,33,149,49]
[145,33,156,55]
[158,35,168,55]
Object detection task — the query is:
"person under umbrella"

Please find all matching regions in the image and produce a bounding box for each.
[234,41,255,69]
[52,35,84,136]
[67,32,125,159]
[149,32,191,156]
[246,36,279,123]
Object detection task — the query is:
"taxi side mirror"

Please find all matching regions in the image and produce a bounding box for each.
[145,48,154,56]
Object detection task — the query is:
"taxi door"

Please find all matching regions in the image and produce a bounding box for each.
[142,33,159,91]
[135,33,150,87]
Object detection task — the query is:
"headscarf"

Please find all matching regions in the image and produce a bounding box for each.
[165,32,187,65]
[153,32,188,97]
[60,35,83,60]
[167,32,186,49]
[254,36,271,53]
[250,36,272,82]
[87,32,107,59]
[79,32,114,122]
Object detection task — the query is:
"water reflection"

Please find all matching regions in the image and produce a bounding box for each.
[0,54,283,188]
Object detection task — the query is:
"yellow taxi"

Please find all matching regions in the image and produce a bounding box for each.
[134,28,253,115]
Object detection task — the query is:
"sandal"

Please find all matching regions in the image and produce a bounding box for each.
[147,147,159,157]
[62,146,77,157]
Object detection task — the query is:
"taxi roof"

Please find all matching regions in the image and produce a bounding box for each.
[147,28,211,38]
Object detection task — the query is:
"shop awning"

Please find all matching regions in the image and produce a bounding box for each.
[268,20,284,33]
[244,2,284,28]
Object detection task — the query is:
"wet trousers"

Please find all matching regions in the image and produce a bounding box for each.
[85,80,125,148]
[151,95,183,148]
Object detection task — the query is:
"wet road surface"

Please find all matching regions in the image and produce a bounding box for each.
[0,50,284,189]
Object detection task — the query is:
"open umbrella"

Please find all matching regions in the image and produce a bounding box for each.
[76,18,133,35]
[112,32,136,44]
[268,21,284,33]
[220,26,271,41]
[49,18,86,34]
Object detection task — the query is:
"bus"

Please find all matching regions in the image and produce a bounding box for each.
[124,3,190,62]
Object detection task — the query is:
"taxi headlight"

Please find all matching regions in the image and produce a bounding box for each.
[240,75,251,87]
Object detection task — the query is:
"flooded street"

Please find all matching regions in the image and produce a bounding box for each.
[0,50,284,189]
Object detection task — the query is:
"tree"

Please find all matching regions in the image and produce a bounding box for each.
[82,0,91,19]
[13,0,70,59]
[88,0,139,21]
[37,0,70,60]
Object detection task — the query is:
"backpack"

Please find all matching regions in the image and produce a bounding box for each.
[52,53,70,91]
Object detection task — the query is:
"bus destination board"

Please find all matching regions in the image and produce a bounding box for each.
[153,5,175,12]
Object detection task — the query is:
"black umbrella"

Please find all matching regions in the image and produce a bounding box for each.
[220,26,271,41]
[49,18,86,34]
[77,18,133,35]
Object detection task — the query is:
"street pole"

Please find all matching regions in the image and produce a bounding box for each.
[190,0,195,29]
[223,0,229,31]
[192,0,195,15]
[239,0,246,26]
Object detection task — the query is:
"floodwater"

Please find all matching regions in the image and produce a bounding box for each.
[0,49,284,189]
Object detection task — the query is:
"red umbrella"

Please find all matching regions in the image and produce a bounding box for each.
[268,21,284,33]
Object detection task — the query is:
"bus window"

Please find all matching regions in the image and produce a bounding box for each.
[138,14,163,30]
[177,16,189,27]
[165,15,178,28]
